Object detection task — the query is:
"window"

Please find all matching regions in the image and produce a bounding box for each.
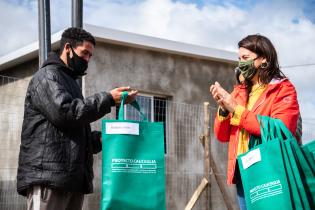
[116,94,168,153]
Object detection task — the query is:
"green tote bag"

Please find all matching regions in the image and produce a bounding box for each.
[240,116,315,210]
[238,115,293,210]
[101,92,166,210]
[272,119,315,209]
[302,140,315,174]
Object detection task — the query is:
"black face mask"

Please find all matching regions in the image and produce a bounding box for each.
[67,45,88,76]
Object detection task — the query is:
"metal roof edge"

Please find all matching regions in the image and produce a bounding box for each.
[85,24,237,63]
[0,24,237,71]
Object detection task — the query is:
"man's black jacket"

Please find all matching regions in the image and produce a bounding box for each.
[17,52,114,196]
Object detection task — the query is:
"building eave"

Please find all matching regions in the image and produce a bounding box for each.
[85,24,237,64]
[0,31,62,71]
[0,24,237,71]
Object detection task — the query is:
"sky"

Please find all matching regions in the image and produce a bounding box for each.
[1,0,315,141]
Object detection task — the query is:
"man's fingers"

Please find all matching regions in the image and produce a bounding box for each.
[116,86,130,91]
[128,90,138,95]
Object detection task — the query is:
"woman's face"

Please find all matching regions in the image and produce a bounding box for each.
[238,47,265,69]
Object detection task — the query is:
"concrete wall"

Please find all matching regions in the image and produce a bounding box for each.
[0,59,36,178]
[0,42,239,210]
[86,42,235,104]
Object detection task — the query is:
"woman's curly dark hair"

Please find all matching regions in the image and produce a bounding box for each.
[60,27,95,53]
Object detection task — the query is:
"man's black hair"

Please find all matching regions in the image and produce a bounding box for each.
[60,27,96,54]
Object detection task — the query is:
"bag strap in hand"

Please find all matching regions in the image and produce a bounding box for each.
[118,91,148,121]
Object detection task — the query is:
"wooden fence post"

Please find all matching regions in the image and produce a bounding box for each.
[185,102,211,210]
[204,102,211,210]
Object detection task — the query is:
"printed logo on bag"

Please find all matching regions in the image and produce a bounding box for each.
[249,180,283,204]
[111,158,157,174]
[241,148,261,169]
[106,122,139,135]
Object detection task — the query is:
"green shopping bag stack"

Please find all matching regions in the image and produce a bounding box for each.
[238,115,315,210]
[302,141,315,174]
[101,92,166,210]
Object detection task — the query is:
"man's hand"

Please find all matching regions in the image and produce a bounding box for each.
[110,87,138,106]
[210,82,238,113]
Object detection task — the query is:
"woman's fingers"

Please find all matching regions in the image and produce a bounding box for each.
[210,85,221,96]
[210,85,216,94]
[210,82,236,112]
[213,93,220,100]
[215,83,228,96]
[214,81,221,87]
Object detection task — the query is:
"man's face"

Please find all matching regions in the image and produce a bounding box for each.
[72,40,94,63]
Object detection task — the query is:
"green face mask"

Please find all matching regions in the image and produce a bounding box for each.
[238,59,257,80]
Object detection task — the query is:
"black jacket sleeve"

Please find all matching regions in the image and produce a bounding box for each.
[30,70,115,128]
[91,131,102,154]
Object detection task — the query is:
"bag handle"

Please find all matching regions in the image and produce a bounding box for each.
[262,115,281,142]
[249,115,276,148]
[258,115,275,143]
[257,115,294,141]
[273,118,295,141]
[248,115,266,147]
[118,91,148,121]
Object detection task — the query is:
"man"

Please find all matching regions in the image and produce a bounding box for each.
[17,27,137,210]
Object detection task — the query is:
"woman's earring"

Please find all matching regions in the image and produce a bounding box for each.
[260,61,269,69]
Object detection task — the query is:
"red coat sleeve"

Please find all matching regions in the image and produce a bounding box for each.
[239,81,300,137]
[214,114,231,142]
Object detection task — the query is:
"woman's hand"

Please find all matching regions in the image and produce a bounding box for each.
[210,82,238,113]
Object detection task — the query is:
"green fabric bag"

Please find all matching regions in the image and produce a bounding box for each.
[266,118,306,209]
[241,116,315,210]
[302,140,315,174]
[238,116,293,210]
[272,119,315,208]
[101,92,166,210]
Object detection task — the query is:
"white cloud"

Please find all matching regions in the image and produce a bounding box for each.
[1,0,315,141]
[84,0,246,50]
[0,1,37,56]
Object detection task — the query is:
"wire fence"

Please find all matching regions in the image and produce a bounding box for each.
[0,75,29,210]
[0,75,314,210]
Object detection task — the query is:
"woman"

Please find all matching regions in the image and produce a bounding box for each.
[209,34,300,210]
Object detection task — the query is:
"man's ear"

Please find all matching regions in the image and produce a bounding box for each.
[64,43,72,55]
